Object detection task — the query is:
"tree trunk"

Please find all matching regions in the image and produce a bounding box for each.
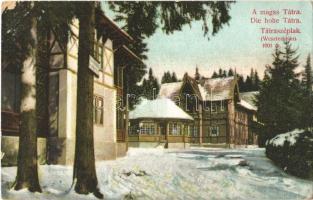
[73,2,103,198]
[14,17,42,193]
[35,9,51,163]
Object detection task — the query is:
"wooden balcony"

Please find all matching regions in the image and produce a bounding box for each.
[1,111,20,136]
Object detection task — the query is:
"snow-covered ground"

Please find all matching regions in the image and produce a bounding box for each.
[1,147,313,200]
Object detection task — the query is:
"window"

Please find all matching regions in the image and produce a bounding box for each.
[210,126,219,137]
[2,70,21,112]
[184,125,189,136]
[185,94,198,112]
[1,68,21,136]
[189,125,198,137]
[94,96,103,125]
[220,100,225,111]
[140,122,155,135]
[169,123,182,135]
[211,102,217,113]
[93,40,103,68]
[129,125,139,135]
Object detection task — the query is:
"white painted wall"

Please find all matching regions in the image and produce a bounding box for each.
[56,18,118,164]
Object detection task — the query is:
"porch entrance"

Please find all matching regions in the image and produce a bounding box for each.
[159,123,167,142]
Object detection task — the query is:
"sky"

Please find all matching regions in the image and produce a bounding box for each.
[103,1,313,81]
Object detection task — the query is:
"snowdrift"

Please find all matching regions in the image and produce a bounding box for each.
[266,129,313,179]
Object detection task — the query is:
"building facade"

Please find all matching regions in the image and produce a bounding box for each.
[128,98,194,148]
[158,74,258,147]
[1,13,138,165]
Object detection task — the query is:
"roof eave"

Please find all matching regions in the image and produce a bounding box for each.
[116,45,143,65]
[96,11,133,45]
[130,117,194,121]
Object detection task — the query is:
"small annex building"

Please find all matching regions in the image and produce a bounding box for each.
[128,98,194,148]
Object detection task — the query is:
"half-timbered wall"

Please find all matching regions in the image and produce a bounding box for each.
[50,18,118,164]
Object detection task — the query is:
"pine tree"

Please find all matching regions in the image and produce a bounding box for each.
[303,55,312,93]
[142,68,160,99]
[171,72,178,82]
[254,70,260,91]
[195,67,200,82]
[73,2,103,198]
[237,75,245,92]
[222,70,227,77]
[245,76,253,92]
[161,71,172,83]
[2,2,42,192]
[228,68,234,77]
[35,2,51,164]
[250,68,255,84]
[256,42,304,145]
[218,68,223,77]
[212,71,218,78]
[302,54,313,129]
[15,4,42,193]
[161,72,167,83]
[4,1,78,192]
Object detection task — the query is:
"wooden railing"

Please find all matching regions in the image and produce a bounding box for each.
[201,136,227,144]
[1,111,20,136]
[159,135,166,141]
[187,136,200,143]
[127,134,227,144]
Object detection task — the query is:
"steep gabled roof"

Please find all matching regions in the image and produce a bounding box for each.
[159,75,238,101]
[159,82,183,99]
[182,75,203,100]
[129,98,193,120]
[199,76,238,101]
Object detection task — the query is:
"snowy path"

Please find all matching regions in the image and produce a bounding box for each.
[1,147,313,200]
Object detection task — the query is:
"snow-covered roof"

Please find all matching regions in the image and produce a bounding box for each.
[238,91,259,111]
[199,76,237,101]
[158,82,183,99]
[159,76,237,101]
[129,98,193,120]
[237,100,256,111]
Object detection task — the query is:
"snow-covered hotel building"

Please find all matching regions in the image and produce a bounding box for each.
[1,12,140,165]
[129,74,259,148]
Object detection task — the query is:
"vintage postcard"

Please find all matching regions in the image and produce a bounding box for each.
[1,1,312,200]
